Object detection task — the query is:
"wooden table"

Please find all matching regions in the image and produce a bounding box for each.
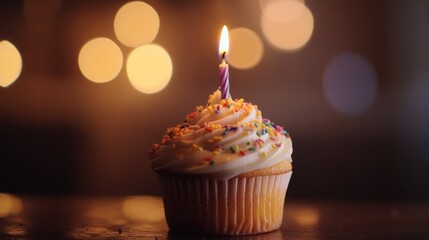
[1,195,428,239]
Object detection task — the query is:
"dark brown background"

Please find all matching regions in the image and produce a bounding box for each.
[1,0,428,201]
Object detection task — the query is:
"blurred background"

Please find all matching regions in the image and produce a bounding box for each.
[0,0,428,201]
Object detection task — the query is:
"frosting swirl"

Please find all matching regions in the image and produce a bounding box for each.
[149,90,293,179]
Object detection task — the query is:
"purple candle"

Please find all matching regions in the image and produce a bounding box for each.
[219,25,231,99]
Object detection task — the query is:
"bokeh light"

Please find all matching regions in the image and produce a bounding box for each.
[289,207,320,226]
[323,53,378,115]
[127,44,173,94]
[261,0,314,51]
[0,40,22,87]
[114,1,160,48]
[122,196,165,222]
[262,0,306,23]
[259,0,305,11]
[229,28,264,70]
[0,193,22,217]
[78,37,123,83]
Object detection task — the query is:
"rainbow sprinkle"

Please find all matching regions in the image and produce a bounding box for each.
[150,94,291,164]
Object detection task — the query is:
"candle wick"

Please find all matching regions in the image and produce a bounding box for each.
[222,52,226,61]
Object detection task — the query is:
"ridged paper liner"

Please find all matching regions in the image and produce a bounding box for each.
[159,172,292,235]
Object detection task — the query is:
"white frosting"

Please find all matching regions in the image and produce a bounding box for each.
[149,90,293,180]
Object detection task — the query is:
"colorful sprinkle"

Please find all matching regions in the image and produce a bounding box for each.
[151,94,292,162]
[255,139,264,148]
[213,136,223,141]
[186,112,198,120]
[222,126,229,136]
[229,146,236,153]
[283,130,289,137]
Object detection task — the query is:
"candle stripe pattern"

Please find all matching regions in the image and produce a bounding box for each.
[219,61,230,99]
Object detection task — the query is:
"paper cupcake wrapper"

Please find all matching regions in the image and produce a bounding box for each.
[159,172,292,236]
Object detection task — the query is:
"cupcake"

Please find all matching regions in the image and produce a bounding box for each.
[149,89,293,235]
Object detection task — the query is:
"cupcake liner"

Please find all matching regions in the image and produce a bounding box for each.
[159,171,292,236]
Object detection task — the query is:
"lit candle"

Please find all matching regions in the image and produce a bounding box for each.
[219,25,230,99]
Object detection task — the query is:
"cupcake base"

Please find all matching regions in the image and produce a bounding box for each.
[159,172,292,236]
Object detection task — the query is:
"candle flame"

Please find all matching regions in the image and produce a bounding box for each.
[219,25,229,59]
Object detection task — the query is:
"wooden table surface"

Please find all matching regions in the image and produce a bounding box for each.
[0,195,428,239]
